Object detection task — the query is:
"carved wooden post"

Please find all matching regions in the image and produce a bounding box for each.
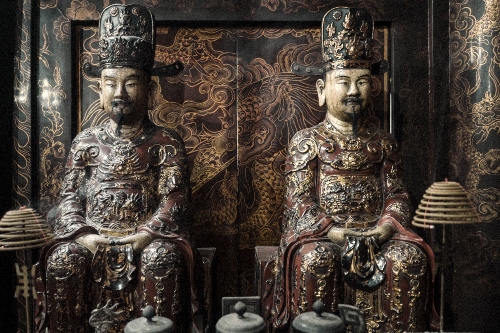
[449,1,500,332]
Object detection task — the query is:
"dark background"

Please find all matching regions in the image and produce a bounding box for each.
[0,0,18,331]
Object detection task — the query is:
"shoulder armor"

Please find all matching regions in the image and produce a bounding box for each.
[71,126,96,145]
[68,127,101,169]
[161,127,184,145]
[380,133,400,162]
[286,127,319,173]
[148,127,187,167]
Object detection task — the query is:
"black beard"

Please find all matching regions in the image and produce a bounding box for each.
[115,111,122,137]
[350,106,362,137]
[110,100,132,136]
[342,97,363,137]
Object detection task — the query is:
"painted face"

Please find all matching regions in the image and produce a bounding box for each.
[317,68,371,123]
[99,67,153,126]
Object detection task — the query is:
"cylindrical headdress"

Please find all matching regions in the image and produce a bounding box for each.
[84,4,182,77]
[98,4,155,73]
[292,7,387,76]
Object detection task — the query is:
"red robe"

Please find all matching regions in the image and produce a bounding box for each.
[264,119,436,332]
[35,120,203,333]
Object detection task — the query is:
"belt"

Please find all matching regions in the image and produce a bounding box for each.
[344,221,377,229]
[99,227,137,237]
[343,215,378,229]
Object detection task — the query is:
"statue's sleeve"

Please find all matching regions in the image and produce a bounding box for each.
[378,134,412,230]
[282,130,334,235]
[50,139,98,240]
[138,129,190,238]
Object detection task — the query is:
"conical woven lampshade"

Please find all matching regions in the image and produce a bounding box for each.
[0,207,53,251]
[412,181,481,228]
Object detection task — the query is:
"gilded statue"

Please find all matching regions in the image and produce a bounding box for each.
[34,5,204,333]
[262,7,437,333]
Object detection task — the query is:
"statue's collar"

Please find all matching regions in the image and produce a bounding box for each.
[323,118,362,137]
[322,118,379,142]
[97,119,157,146]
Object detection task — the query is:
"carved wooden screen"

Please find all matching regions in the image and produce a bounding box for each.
[14,1,436,325]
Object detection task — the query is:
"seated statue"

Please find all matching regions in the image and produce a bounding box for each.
[262,7,437,333]
[34,5,203,333]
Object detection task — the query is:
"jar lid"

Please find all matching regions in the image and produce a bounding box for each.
[292,301,346,333]
[216,301,266,333]
[124,306,174,333]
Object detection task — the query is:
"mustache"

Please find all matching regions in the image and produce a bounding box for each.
[342,97,363,105]
[111,100,132,108]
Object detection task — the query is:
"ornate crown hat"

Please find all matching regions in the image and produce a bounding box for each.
[84,4,182,77]
[292,7,388,76]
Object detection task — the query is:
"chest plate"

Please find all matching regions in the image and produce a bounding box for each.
[319,174,382,227]
[315,121,385,227]
[84,139,158,235]
[86,180,150,233]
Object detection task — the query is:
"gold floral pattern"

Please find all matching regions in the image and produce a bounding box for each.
[65,0,99,20]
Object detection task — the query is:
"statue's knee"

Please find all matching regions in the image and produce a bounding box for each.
[46,242,92,281]
[295,242,342,311]
[298,242,341,272]
[141,240,185,277]
[298,242,341,288]
[385,241,429,277]
[139,241,188,317]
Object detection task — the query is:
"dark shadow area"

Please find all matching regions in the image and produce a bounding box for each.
[0,0,19,331]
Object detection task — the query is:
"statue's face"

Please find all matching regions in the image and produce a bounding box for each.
[99,67,154,126]
[317,68,371,123]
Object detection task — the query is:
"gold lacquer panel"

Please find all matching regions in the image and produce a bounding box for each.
[448,0,500,331]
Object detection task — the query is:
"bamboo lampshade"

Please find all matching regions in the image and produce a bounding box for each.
[0,207,53,251]
[412,181,481,228]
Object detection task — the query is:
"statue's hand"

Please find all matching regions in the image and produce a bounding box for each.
[114,232,153,254]
[327,227,362,246]
[75,234,110,253]
[328,224,395,247]
[361,224,395,245]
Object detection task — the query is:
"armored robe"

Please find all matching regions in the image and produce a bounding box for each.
[35,120,203,333]
[263,118,436,332]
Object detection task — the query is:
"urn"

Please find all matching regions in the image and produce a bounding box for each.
[216,301,266,333]
[124,305,174,333]
[293,301,345,333]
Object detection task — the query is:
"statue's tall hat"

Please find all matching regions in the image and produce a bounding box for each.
[84,4,182,77]
[292,7,388,76]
